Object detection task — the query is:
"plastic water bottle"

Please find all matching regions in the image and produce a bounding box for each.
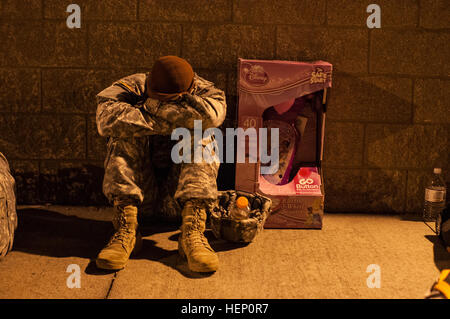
[231,196,250,220]
[423,168,446,222]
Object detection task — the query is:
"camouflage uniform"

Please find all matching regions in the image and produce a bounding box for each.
[0,152,17,257]
[96,73,226,221]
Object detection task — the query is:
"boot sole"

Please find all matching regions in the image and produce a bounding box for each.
[95,258,126,270]
[178,243,219,273]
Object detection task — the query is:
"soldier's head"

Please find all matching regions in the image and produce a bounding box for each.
[147,55,195,101]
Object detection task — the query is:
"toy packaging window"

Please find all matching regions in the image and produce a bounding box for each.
[235,58,332,229]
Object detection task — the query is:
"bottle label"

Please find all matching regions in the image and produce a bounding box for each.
[425,189,446,202]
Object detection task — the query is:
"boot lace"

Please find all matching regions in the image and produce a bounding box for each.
[107,214,135,250]
[185,208,213,252]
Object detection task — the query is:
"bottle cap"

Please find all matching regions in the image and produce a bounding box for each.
[236,196,249,209]
[434,168,442,174]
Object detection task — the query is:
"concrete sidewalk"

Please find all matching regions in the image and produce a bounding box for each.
[0,206,448,299]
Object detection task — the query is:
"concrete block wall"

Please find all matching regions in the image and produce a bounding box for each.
[0,0,448,214]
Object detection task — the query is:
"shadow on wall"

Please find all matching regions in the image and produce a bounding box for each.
[12,156,236,207]
[13,164,108,206]
[323,73,449,215]
[7,73,448,215]
[9,94,238,206]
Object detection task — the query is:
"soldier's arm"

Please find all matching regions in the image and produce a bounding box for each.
[144,75,227,130]
[96,74,176,138]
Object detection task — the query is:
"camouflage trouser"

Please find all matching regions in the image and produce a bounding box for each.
[102,134,220,221]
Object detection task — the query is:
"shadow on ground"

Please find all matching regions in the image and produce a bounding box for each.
[425,234,450,271]
[13,208,248,279]
[14,208,112,259]
[131,228,248,279]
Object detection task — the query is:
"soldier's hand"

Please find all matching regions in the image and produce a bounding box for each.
[143,97,160,115]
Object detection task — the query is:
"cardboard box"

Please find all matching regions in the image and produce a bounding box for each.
[235,58,332,229]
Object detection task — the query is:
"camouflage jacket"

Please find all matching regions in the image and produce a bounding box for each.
[96,73,227,138]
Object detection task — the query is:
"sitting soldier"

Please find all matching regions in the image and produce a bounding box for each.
[95,56,226,273]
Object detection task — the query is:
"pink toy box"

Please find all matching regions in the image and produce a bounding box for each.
[235,58,332,229]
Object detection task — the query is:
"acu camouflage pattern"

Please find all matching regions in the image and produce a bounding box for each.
[96,73,226,221]
[0,153,17,257]
[211,190,272,243]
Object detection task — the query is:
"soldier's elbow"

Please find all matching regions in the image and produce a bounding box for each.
[205,110,226,129]
[96,122,108,137]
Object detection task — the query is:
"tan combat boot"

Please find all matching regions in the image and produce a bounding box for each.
[96,205,142,270]
[178,200,219,272]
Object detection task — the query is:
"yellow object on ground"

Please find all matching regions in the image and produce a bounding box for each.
[433,269,450,299]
